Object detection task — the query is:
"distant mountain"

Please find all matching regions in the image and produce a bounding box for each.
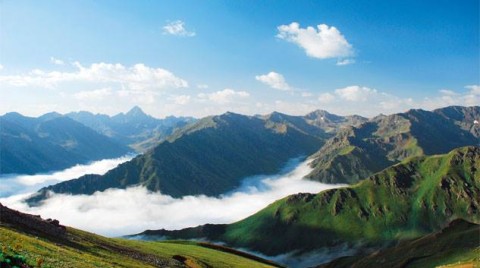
[0,112,129,175]
[0,203,281,268]
[258,110,367,135]
[28,112,332,203]
[317,219,479,268]
[139,146,479,257]
[66,106,195,152]
[306,106,479,184]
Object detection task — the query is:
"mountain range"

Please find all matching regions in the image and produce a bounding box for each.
[0,112,130,175]
[138,146,479,264]
[306,106,479,184]
[27,106,478,204]
[28,111,338,202]
[66,106,195,152]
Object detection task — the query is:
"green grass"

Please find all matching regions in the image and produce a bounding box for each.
[0,224,279,268]
[152,146,480,256]
[318,219,480,268]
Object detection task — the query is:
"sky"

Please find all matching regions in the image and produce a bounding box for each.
[0,0,478,118]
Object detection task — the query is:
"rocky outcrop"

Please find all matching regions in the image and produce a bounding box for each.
[0,203,66,238]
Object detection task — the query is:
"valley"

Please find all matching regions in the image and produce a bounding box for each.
[1,105,478,267]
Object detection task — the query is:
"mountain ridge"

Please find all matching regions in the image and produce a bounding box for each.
[306,105,479,184]
[0,112,130,175]
[66,106,195,152]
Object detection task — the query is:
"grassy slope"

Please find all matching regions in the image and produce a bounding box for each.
[145,146,480,256]
[0,224,280,268]
[306,106,479,184]
[317,219,479,268]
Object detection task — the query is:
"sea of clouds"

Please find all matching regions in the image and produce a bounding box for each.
[0,157,345,237]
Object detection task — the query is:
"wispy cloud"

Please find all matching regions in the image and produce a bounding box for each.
[277,22,353,60]
[1,159,344,236]
[336,58,355,66]
[50,57,65,65]
[163,20,196,37]
[255,71,292,91]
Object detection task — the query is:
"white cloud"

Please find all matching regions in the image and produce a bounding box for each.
[255,71,292,91]
[301,92,313,97]
[199,88,250,104]
[336,58,355,66]
[0,155,133,198]
[335,85,377,101]
[318,92,335,103]
[439,89,457,96]
[277,22,353,60]
[1,159,344,236]
[172,95,191,105]
[74,87,113,101]
[197,84,209,89]
[0,64,4,71]
[466,85,480,95]
[163,20,196,37]
[0,62,188,90]
[50,57,65,65]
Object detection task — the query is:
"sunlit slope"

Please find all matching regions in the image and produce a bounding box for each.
[142,146,480,256]
[317,219,479,268]
[0,204,280,268]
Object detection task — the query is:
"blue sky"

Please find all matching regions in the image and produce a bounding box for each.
[0,0,478,117]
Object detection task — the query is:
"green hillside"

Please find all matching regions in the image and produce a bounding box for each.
[0,203,280,268]
[28,111,330,203]
[306,106,479,184]
[141,146,480,256]
[317,219,479,268]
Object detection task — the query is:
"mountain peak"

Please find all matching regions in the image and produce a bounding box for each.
[126,106,146,117]
[39,112,63,121]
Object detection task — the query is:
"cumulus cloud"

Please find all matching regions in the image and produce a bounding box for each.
[163,20,196,37]
[1,158,344,236]
[0,62,188,90]
[0,155,133,198]
[198,88,250,104]
[307,84,479,118]
[50,57,65,65]
[335,85,377,102]
[0,64,4,70]
[277,22,353,60]
[255,71,292,91]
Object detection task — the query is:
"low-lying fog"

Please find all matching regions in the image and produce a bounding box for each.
[0,157,345,237]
